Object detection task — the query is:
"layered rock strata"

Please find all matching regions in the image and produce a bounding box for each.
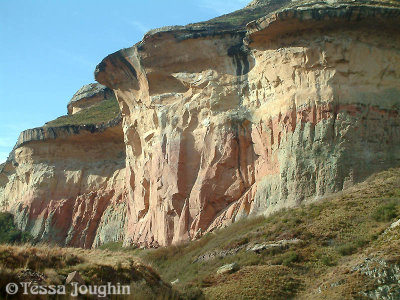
[0,91,126,248]
[1,0,400,248]
[95,2,400,247]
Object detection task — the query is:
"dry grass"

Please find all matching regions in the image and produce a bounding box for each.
[124,168,400,299]
[1,168,400,299]
[204,265,301,300]
[0,244,178,299]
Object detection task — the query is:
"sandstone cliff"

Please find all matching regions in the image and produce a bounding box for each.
[0,87,126,248]
[95,0,400,247]
[1,0,400,248]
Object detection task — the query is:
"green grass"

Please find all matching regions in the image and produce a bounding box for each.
[98,241,126,251]
[372,199,398,222]
[44,98,120,127]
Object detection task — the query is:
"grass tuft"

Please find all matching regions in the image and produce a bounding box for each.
[372,200,398,222]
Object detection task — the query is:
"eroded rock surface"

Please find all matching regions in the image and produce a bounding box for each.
[1,0,400,248]
[95,1,400,247]
[353,257,400,300]
[0,93,126,248]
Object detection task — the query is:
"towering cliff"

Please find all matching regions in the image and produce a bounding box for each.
[1,0,400,248]
[95,0,400,247]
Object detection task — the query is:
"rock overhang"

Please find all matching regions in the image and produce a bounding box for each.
[246,3,400,46]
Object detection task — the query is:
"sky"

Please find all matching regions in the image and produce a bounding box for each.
[0,0,248,163]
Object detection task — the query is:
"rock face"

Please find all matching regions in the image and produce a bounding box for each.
[1,0,400,248]
[0,100,126,248]
[95,1,400,247]
[352,257,400,300]
[67,83,116,115]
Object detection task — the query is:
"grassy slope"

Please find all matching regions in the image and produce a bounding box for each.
[1,168,399,299]
[0,244,178,300]
[100,168,400,299]
[44,98,120,127]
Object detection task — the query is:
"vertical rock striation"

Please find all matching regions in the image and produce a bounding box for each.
[95,1,400,247]
[1,0,400,248]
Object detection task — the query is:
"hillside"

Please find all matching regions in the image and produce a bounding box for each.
[2,167,399,299]
[0,244,176,299]
[101,168,400,299]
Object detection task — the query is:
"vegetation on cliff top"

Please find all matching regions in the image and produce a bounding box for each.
[44,98,120,127]
[195,0,400,28]
[194,0,291,28]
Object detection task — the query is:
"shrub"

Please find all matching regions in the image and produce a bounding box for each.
[372,201,398,222]
[0,212,32,244]
[321,256,336,266]
[282,251,300,266]
[223,236,249,250]
[336,237,369,256]
[336,243,357,256]
[314,249,337,266]
[180,284,205,300]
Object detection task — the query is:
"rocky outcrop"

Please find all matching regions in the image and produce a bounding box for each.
[67,83,116,115]
[95,1,400,247]
[1,0,400,248]
[353,257,400,300]
[0,90,126,248]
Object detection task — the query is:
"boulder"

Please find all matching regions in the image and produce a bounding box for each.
[65,271,85,285]
[217,263,240,275]
[247,239,302,253]
[171,278,179,285]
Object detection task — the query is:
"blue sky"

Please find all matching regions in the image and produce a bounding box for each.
[0,0,248,163]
